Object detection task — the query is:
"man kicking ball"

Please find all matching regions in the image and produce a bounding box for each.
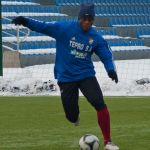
[12,3,119,150]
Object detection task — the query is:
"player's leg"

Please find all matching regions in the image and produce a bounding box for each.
[58,81,79,124]
[79,77,112,145]
[79,77,106,110]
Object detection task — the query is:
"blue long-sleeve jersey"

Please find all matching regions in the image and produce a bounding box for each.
[25,18,116,82]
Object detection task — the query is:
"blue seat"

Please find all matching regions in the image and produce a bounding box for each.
[2,4,61,13]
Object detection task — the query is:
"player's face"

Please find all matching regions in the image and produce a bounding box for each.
[79,18,94,31]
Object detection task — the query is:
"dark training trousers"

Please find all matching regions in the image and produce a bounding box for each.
[58,77,106,123]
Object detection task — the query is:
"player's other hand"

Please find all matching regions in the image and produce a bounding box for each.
[12,16,27,26]
[108,70,118,83]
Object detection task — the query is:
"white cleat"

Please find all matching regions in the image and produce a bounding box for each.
[74,115,80,126]
[104,142,119,150]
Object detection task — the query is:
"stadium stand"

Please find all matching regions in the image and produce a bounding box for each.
[2,0,150,67]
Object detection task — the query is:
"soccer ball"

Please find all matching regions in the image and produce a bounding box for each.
[79,134,100,150]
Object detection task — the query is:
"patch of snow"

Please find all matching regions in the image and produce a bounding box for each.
[103,35,134,39]
[139,35,150,38]
[3,36,55,42]
[0,59,150,96]
[112,24,150,27]
[0,79,57,96]
[2,24,26,30]
[2,1,39,5]
[111,46,150,51]
[94,59,150,96]
[19,48,56,55]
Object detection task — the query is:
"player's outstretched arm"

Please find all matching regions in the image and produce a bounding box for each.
[94,36,118,83]
[12,16,61,39]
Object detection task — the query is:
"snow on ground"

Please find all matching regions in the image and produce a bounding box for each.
[95,59,150,96]
[0,59,150,96]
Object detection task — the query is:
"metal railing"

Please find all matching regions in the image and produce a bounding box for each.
[2,16,30,51]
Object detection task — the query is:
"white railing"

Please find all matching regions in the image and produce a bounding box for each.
[2,16,30,51]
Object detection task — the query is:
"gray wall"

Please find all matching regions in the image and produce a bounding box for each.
[32,0,55,5]
[19,50,150,67]
[20,54,55,67]
[3,49,21,68]
[143,38,150,47]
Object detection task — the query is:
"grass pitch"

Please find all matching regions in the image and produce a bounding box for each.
[0,96,149,150]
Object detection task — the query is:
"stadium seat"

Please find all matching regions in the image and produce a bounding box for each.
[2,0,150,54]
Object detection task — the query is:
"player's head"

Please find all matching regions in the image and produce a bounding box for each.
[78,3,95,31]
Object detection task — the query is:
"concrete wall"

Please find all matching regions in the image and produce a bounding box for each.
[112,50,150,60]
[32,0,55,5]
[18,50,150,67]
[116,27,137,38]
[3,49,21,68]
[3,47,150,68]
[20,54,55,67]
[94,17,110,27]
[143,38,150,47]
[61,6,80,16]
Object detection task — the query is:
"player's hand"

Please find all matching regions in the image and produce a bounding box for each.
[108,70,118,83]
[12,16,28,26]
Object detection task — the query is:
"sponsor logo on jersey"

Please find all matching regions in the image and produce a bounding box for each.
[71,37,76,41]
[70,49,88,59]
[89,37,94,45]
[69,36,93,59]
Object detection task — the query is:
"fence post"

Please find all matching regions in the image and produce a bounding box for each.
[0,13,3,76]
[16,25,20,51]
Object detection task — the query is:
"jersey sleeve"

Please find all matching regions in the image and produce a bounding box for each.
[25,18,62,39]
[94,35,116,72]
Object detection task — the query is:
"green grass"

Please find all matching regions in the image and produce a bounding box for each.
[0,96,150,150]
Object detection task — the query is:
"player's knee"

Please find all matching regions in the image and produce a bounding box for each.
[95,103,106,111]
[66,113,79,123]
[90,99,106,111]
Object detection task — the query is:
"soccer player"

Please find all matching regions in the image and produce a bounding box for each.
[12,4,119,150]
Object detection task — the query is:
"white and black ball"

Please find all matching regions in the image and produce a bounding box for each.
[79,134,100,150]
